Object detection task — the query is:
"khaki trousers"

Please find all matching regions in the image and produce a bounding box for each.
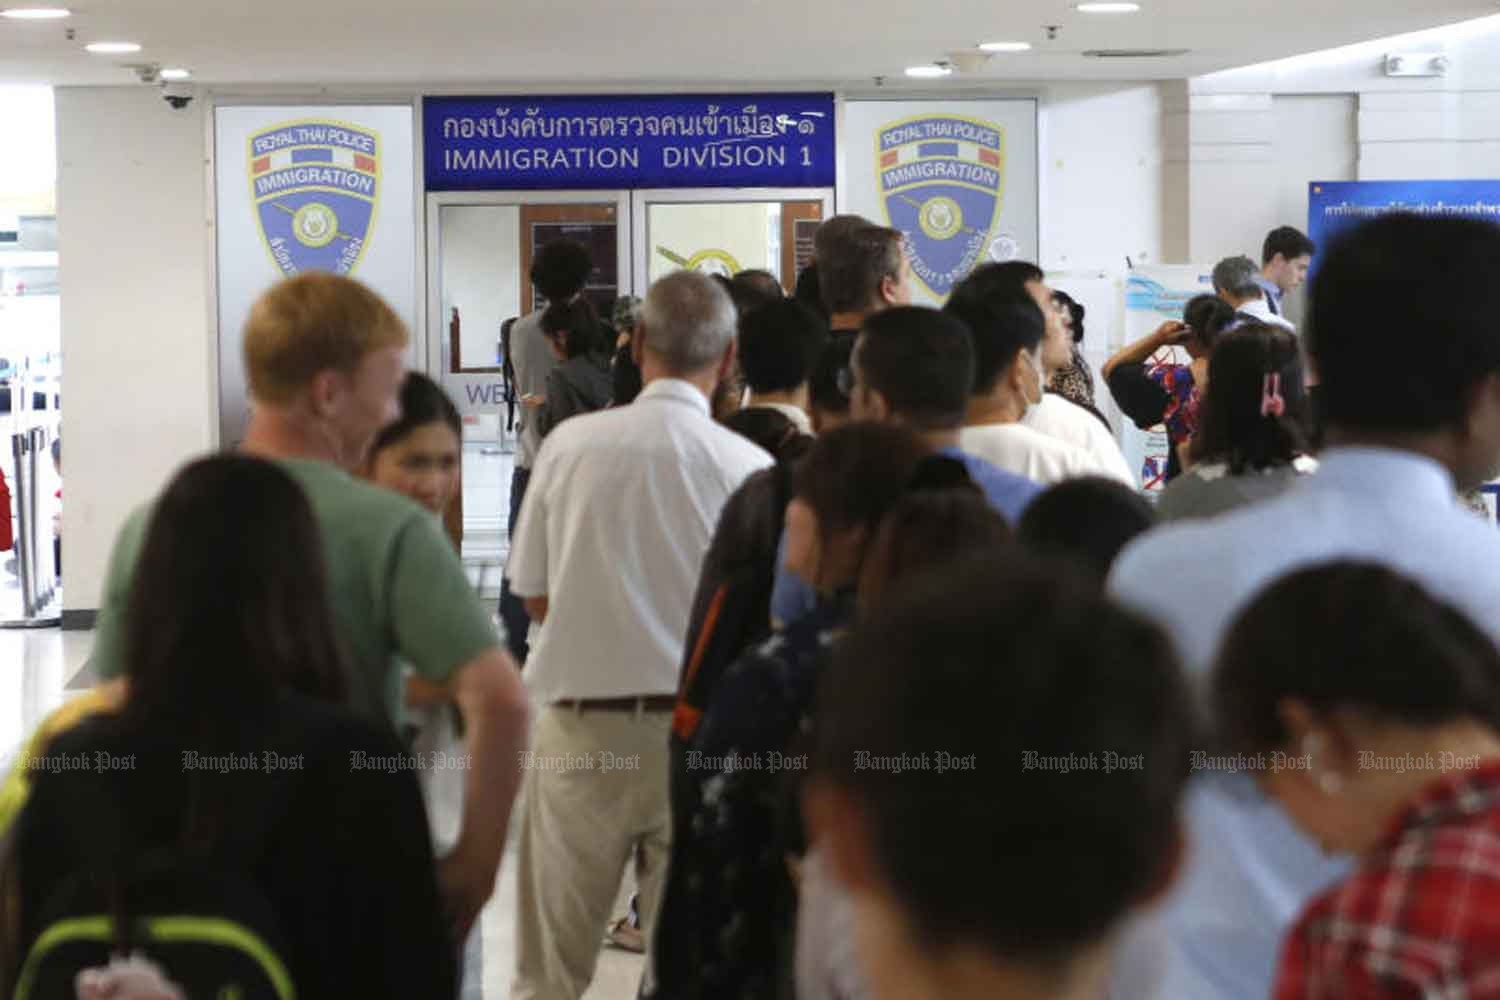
[510,704,672,1000]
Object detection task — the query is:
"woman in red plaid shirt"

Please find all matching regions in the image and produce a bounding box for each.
[1212,562,1500,999]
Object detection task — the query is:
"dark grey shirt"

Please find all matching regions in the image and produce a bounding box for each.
[536,354,613,440]
[510,310,558,468]
[1155,458,1316,522]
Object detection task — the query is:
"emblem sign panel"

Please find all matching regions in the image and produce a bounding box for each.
[842,100,1038,304]
[248,119,381,277]
[215,105,416,446]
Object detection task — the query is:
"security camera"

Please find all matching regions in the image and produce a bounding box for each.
[162,82,195,110]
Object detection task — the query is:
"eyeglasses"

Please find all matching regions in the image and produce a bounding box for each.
[835,366,855,398]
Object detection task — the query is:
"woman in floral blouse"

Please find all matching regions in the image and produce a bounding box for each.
[1103,294,1237,482]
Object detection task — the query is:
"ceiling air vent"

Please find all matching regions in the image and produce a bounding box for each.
[1083,48,1189,58]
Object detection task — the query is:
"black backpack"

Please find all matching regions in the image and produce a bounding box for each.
[13,780,297,1000]
[670,458,797,756]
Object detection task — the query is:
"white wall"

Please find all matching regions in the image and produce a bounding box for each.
[56,87,212,614]
[440,204,520,370]
[1183,14,1500,264]
[1039,82,1174,272]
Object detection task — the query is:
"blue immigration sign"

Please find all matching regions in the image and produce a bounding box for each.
[877,115,1005,298]
[424,94,835,191]
[249,119,380,277]
[1308,179,1500,275]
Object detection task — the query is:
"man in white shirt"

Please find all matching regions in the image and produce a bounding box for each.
[978,262,1138,483]
[507,270,773,1000]
[1108,213,1500,1000]
[948,263,1134,485]
[945,264,1133,486]
[1214,254,1297,332]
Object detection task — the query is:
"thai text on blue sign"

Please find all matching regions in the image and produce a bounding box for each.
[1309,180,1500,267]
[424,94,835,191]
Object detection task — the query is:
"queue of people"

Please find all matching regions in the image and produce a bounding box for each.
[6,208,1500,1000]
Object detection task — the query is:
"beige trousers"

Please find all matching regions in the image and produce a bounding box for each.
[510,704,672,1000]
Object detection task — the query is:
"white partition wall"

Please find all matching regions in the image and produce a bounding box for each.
[213,104,417,447]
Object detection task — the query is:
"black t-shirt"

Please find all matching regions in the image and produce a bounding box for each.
[1106,362,1186,482]
[14,692,457,999]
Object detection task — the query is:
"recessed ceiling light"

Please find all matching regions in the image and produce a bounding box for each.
[1076,2,1142,11]
[85,41,143,54]
[905,64,953,78]
[159,67,191,81]
[0,7,72,18]
[979,41,1032,52]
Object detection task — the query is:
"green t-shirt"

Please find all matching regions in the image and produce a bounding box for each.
[92,458,501,723]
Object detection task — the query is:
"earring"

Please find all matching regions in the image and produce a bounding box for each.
[1318,771,1343,796]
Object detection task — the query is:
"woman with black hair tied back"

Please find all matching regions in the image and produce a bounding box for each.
[1156,323,1315,521]
[531,297,613,439]
[655,424,958,999]
[797,461,1012,1000]
[1212,562,1500,999]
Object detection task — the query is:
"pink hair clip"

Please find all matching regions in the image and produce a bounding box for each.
[1260,372,1285,418]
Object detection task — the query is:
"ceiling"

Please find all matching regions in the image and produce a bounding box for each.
[0,0,1495,88]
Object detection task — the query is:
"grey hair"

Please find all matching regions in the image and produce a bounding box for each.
[640,270,736,374]
[1212,255,1263,299]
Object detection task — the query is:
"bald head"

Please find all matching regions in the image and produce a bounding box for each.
[640,270,737,375]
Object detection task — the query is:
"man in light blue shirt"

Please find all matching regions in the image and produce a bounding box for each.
[770,306,1041,627]
[1107,212,1500,1000]
[1255,225,1317,318]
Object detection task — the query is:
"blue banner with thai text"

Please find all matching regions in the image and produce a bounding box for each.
[1309,180,1500,266]
[424,94,836,191]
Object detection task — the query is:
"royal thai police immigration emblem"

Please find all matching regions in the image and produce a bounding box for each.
[876,115,1005,298]
[249,119,379,277]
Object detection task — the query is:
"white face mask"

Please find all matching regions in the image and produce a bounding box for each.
[1020,346,1046,421]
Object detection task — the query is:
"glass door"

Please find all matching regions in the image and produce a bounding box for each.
[424,191,630,574]
[630,188,834,295]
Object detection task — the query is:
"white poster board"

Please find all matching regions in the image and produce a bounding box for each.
[214,105,416,445]
[840,99,1038,305]
[1120,266,1214,494]
[1046,269,1127,443]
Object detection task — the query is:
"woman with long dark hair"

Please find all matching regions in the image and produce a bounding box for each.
[531,298,613,439]
[1156,323,1314,521]
[4,456,456,998]
[655,423,938,998]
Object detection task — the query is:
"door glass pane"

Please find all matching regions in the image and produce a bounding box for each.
[646,200,822,291]
[435,203,618,577]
